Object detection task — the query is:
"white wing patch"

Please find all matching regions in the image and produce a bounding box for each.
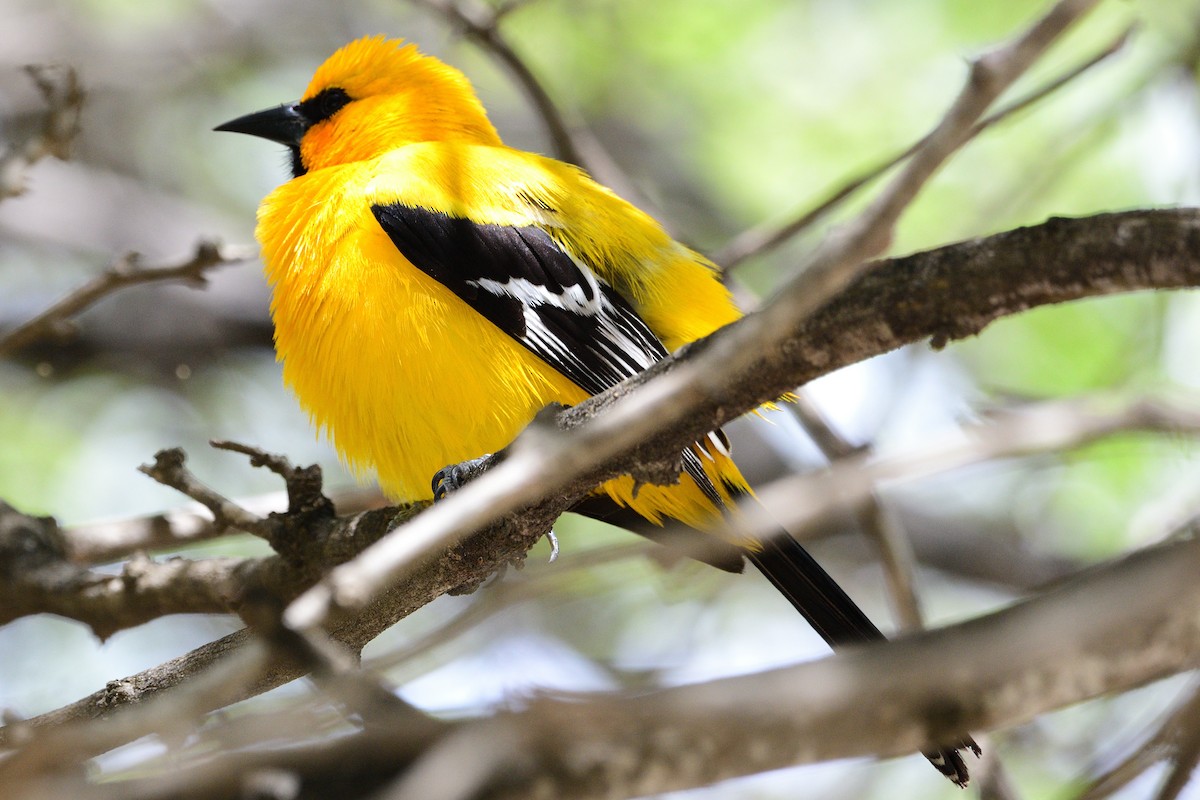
[370,201,728,507]
[466,267,665,396]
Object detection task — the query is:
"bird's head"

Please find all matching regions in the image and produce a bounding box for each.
[216,36,501,176]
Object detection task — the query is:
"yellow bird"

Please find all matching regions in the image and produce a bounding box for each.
[217,36,975,783]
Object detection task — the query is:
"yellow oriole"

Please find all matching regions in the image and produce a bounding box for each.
[217,36,976,783]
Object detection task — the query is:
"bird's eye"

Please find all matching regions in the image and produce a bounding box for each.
[298,87,352,125]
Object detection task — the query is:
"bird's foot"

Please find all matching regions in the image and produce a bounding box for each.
[432,453,494,500]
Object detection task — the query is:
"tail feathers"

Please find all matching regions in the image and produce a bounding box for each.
[925,740,983,788]
[745,530,883,647]
[746,530,980,787]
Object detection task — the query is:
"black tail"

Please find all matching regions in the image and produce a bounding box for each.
[746,530,980,787]
[571,486,980,783]
[745,531,884,647]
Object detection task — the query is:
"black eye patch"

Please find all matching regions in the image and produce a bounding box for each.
[298,87,351,125]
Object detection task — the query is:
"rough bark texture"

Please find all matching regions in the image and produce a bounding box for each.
[49,534,1200,800]
[4,208,1199,754]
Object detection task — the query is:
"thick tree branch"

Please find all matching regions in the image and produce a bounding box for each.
[5,208,1197,752]
[0,482,373,640]
[22,532,1200,800]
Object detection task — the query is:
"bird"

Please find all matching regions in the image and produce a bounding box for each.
[216,35,978,784]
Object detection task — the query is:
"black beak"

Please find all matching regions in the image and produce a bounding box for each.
[215,103,307,147]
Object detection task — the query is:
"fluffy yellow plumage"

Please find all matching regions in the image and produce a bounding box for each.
[253,37,745,528]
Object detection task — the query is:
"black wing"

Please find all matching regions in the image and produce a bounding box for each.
[371,202,723,506]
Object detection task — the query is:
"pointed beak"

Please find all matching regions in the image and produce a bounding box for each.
[214,103,307,147]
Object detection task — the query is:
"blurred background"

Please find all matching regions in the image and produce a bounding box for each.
[2,0,1200,797]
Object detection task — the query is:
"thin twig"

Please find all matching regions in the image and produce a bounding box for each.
[790,393,924,632]
[210,440,300,483]
[0,240,253,358]
[713,22,1132,270]
[738,395,1200,543]
[1075,680,1200,800]
[0,65,84,200]
[409,0,580,164]
[60,485,384,566]
[138,448,273,538]
[408,0,651,208]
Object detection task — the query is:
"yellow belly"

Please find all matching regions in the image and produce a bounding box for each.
[260,168,746,532]
[270,218,589,501]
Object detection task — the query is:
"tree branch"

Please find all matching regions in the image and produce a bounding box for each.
[0,241,252,358]
[0,65,84,200]
[58,486,385,566]
[739,394,1200,542]
[713,23,1133,270]
[5,208,1197,753]
[400,534,1200,800]
[789,393,925,632]
[24,532,1200,800]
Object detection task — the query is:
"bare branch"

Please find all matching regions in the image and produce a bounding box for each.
[281,0,1102,636]
[0,492,325,639]
[0,443,380,651]
[1,640,275,783]
[409,0,580,165]
[61,486,385,566]
[0,65,84,200]
[368,536,1200,800]
[408,0,651,209]
[1075,681,1200,800]
[714,17,1130,270]
[34,533,1200,800]
[61,503,263,567]
[740,395,1200,542]
[137,448,273,538]
[0,493,412,752]
[0,545,249,640]
[209,440,303,481]
[790,393,925,632]
[0,241,253,358]
[6,207,1197,754]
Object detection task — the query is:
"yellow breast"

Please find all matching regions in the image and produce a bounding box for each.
[258,164,587,502]
[256,151,749,534]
